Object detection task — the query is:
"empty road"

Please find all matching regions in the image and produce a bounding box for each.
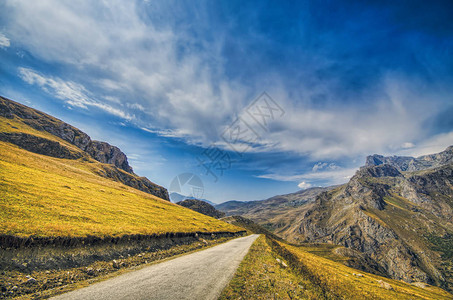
[52,234,259,300]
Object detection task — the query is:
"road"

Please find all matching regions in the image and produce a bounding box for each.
[52,234,259,300]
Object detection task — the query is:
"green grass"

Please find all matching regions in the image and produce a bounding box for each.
[0,118,241,238]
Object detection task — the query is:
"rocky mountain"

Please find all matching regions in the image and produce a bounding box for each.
[177,199,225,219]
[366,146,453,172]
[169,192,216,206]
[216,147,453,291]
[216,186,336,231]
[0,96,169,200]
[290,147,453,291]
[221,215,282,241]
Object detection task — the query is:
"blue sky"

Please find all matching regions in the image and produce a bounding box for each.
[1,0,452,203]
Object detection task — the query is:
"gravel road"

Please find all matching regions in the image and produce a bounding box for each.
[52,234,259,300]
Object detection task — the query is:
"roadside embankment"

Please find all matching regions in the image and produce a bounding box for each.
[0,231,246,299]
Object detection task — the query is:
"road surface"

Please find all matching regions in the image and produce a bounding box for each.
[52,234,259,300]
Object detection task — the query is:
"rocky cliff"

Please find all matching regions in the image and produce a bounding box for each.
[217,146,453,291]
[215,186,336,237]
[0,96,133,173]
[296,147,453,291]
[0,96,169,200]
[366,146,453,172]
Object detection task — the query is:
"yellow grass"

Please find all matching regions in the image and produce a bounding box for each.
[219,235,324,299]
[280,241,453,300]
[0,127,241,238]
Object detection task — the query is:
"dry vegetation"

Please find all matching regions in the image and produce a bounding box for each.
[0,117,241,238]
[219,235,324,299]
[221,235,453,299]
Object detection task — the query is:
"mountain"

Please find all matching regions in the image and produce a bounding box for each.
[221,215,282,241]
[366,146,453,171]
[0,95,243,237]
[170,192,216,206]
[177,199,225,219]
[0,96,169,200]
[0,96,246,298]
[216,186,336,231]
[281,147,453,291]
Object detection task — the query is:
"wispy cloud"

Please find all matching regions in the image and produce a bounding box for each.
[257,167,357,186]
[397,131,453,158]
[3,0,453,192]
[18,67,133,120]
[0,33,10,48]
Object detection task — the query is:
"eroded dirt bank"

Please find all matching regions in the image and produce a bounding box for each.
[0,231,245,299]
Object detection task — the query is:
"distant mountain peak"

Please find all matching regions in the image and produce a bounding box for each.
[365,146,453,172]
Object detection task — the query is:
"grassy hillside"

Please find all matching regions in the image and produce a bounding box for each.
[0,117,241,238]
[219,235,324,299]
[278,241,452,299]
[221,235,453,299]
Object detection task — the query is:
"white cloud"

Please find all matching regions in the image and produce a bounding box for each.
[312,162,340,172]
[4,1,451,163]
[401,142,415,149]
[257,167,357,186]
[127,103,145,112]
[18,67,133,120]
[0,33,10,48]
[5,0,247,146]
[397,131,453,157]
[297,181,312,189]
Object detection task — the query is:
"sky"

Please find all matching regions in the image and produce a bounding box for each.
[1,0,452,203]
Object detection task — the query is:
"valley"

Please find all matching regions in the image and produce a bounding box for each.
[1,96,452,299]
[217,146,453,293]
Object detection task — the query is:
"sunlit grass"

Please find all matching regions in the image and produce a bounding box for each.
[219,235,324,299]
[280,241,453,299]
[0,138,241,238]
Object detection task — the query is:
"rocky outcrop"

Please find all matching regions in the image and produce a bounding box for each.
[295,147,453,290]
[0,96,133,173]
[177,199,225,219]
[0,132,83,160]
[87,141,132,173]
[0,96,169,201]
[298,181,432,283]
[97,165,169,201]
[366,146,453,172]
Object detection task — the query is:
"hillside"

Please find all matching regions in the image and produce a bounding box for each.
[221,215,282,240]
[268,147,453,291]
[177,199,225,219]
[0,96,242,238]
[0,96,169,200]
[170,192,216,206]
[217,147,453,292]
[216,186,335,232]
[220,235,453,299]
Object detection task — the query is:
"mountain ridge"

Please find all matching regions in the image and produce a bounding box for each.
[292,147,453,290]
[0,96,169,200]
[366,146,453,172]
[217,146,453,291]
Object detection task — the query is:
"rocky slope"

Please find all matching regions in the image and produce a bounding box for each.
[216,146,453,291]
[0,96,169,200]
[366,146,453,172]
[177,199,225,219]
[295,147,453,291]
[216,186,335,233]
